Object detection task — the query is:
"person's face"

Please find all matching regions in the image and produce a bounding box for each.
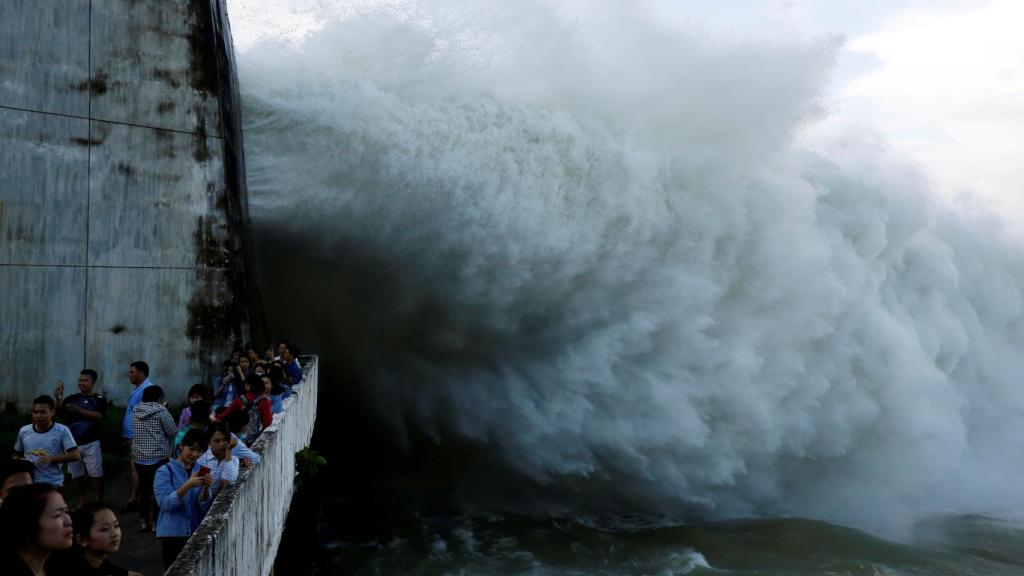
[209,431,228,458]
[0,472,32,500]
[264,348,274,361]
[37,492,73,552]
[32,403,54,428]
[253,366,265,377]
[77,374,95,394]
[80,508,121,554]
[261,377,273,395]
[231,350,241,362]
[281,348,294,362]
[127,366,144,385]
[239,358,250,371]
[179,443,203,467]
[188,393,203,405]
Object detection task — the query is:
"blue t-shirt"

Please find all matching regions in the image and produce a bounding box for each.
[14,423,77,486]
[284,360,303,386]
[62,393,108,444]
[122,379,153,439]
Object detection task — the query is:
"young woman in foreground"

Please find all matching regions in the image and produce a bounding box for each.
[47,502,143,576]
[0,483,73,576]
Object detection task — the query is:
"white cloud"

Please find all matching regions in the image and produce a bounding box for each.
[836,0,1024,223]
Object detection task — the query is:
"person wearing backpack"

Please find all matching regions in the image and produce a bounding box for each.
[153,429,213,568]
[217,375,272,445]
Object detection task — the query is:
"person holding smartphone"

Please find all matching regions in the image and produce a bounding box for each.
[54,369,107,509]
[212,361,238,410]
[153,429,214,568]
[195,423,239,497]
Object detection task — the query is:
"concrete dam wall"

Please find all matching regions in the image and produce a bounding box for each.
[0,0,263,406]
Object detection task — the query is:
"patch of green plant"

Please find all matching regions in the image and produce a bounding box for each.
[295,447,327,487]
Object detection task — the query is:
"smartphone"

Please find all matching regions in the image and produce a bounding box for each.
[197,466,211,477]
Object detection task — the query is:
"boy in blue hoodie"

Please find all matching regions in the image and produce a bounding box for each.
[154,428,214,568]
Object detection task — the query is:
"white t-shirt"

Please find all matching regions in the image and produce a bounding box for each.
[14,423,77,486]
[196,449,239,495]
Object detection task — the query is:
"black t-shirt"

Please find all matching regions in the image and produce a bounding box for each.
[62,393,108,444]
[2,553,35,576]
[47,549,130,576]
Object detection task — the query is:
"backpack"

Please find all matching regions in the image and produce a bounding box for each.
[240,395,264,445]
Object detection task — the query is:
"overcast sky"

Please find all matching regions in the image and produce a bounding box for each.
[230,0,1024,227]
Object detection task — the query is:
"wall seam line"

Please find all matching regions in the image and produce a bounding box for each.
[0,104,226,140]
[83,0,93,370]
[0,263,228,271]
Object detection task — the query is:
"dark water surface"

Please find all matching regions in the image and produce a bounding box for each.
[319,506,1024,575]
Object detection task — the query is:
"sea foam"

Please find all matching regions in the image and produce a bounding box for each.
[236,0,1024,536]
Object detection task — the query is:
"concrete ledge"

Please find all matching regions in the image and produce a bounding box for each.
[166,355,319,576]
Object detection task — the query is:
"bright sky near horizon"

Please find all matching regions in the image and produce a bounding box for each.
[229,0,1024,227]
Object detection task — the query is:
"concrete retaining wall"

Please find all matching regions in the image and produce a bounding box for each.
[167,356,319,576]
[0,0,261,406]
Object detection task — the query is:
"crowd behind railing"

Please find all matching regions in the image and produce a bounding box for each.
[0,340,307,576]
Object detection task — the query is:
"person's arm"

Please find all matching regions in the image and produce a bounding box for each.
[54,380,65,411]
[66,398,104,421]
[180,472,212,500]
[14,428,24,457]
[232,436,261,465]
[154,464,183,510]
[37,426,81,464]
[220,438,240,483]
[217,398,242,421]
[160,410,177,439]
[76,396,107,421]
[73,406,104,420]
[38,447,80,465]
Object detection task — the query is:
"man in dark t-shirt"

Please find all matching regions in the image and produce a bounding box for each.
[55,369,108,508]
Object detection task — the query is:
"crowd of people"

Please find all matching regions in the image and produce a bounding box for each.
[0,340,305,575]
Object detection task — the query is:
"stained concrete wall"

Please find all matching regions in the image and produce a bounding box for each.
[0,0,260,406]
[167,357,319,576]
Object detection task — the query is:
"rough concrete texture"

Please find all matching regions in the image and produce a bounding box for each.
[90,0,222,135]
[0,266,86,400]
[0,0,253,406]
[88,121,227,269]
[0,108,90,265]
[168,357,319,576]
[0,0,90,116]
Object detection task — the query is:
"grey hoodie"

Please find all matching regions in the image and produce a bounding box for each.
[131,401,176,463]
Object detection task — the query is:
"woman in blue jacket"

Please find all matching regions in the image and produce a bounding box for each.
[153,428,214,568]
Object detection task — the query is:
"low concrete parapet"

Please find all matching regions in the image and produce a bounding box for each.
[166,355,319,576]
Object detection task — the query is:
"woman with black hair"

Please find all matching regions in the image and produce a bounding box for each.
[154,428,213,568]
[47,502,141,576]
[0,483,73,575]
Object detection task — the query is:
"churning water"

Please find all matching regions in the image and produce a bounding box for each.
[236,1,1024,572]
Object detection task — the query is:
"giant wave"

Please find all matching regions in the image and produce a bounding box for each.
[236,0,1024,537]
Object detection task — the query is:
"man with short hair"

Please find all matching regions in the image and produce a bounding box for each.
[122,360,153,509]
[13,395,80,488]
[278,342,303,386]
[54,369,108,507]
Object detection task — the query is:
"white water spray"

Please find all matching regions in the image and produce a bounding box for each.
[235,0,1024,535]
